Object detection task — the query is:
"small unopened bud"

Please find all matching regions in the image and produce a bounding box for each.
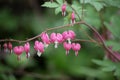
[3,43,8,53]
[71,11,76,24]
[61,3,66,16]
[24,42,30,58]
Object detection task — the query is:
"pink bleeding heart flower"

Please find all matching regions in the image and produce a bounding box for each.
[63,42,71,55]
[34,41,44,57]
[24,42,30,58]
[71,11,75,24]
[50,33,63,48]
[3,43,8,53]
[41,32,50,48]
[8,42,12,53]
[61,3,66,16]
[72,43,81,56]
[62,30,76,44]
[13,46,24,60]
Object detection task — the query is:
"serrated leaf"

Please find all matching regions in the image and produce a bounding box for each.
[92,59,114,67]
[55,7,61,15]
[104,0,120,8]
[80,0,106,11]
[42,2,59,8]
[102,66,116,72]
[89,1,106,11]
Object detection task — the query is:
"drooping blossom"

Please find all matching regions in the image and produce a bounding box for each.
[63,42,71,55]
[62,30,75,44]
[34,41,44,57]
[8,42,12,53]
[41,32,50,48]
[72,43,81,56]
[71,11,75,24]
[13,46,24,60]
[61,3,66,16]
[24,42,30,58]
[3,43,8,53]
[50,33,63,48]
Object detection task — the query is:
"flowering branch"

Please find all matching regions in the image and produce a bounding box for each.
[0,20,119,61]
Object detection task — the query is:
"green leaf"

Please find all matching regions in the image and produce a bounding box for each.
[79,0,91,4]
[55,7,61,15]
[93,59,116,72]
[92,59,114,67]
[42,2,59,8]
[84,6,101,28]
[56,0,63,4]
[104,0,120,8]
[105,41,120,51]
[102,66,116,72]
[64,13,71,24]
[80,0,106,11]
[104,16,120,39]
[89,1,106,11]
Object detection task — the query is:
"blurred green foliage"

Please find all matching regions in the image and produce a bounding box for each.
[0,0,120,80]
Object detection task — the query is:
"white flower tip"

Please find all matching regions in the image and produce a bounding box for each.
[54,41,58,48]
[75,52,78,56]
[66,51,69,55]
[28,52,30,57]
[55,44,58,48]
[37,51,42,57]
[62,12,66,16]
[67,39,71,44]
[44,43,49,48]
[70,20,75,26]
[10,50,13,53]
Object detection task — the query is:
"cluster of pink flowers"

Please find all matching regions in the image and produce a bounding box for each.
[61,3,76,24]
[9,30,81,60]
[2,42,12,53]
[13,42,30,60]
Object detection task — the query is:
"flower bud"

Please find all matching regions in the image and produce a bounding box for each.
[3,43,8,53]
[61,3,66,16]
[71,11,75,24]
[24,42,30,58]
